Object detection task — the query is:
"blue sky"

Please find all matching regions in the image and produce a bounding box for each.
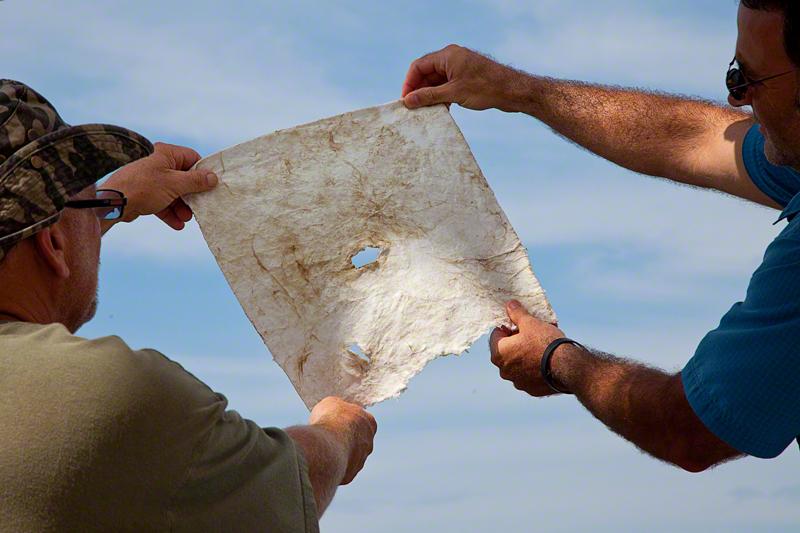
[4,0,800,531]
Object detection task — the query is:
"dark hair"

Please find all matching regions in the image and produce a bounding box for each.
[741,0,800,66]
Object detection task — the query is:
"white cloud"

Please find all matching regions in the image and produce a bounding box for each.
[502,171,779,299]
[485,0,737,98]
[1,0,360,262]
[1,1,357,148]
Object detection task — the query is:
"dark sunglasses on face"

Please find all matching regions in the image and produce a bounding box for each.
[726,57,797,102]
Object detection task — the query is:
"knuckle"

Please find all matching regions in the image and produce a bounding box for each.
[180,145,201,162]
[154,142,176,158]
[315,396,337,411]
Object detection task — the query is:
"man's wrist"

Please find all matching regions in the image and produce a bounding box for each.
[289,424,350,480]
[502,70,543,115]
[311,421,352,458]
[548,341,590,395]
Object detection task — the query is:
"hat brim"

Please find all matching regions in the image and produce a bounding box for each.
[0,123,153,256]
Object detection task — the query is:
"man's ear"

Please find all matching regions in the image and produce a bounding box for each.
[34,224,70,279]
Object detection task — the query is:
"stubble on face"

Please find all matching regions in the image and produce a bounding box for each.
[759,80,800,168]
[59,190,102,333]
[737,6,800,169]
[76,260,100,330]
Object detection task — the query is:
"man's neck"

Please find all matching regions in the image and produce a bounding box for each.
[0,294,57,325]
[0,246,66,327]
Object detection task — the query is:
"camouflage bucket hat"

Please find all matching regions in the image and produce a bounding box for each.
[0,79,154,261]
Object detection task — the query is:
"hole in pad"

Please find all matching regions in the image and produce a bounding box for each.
[348,343,370,363]
[351,246,381,268]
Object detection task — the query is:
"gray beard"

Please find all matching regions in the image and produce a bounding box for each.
[76,291,98,331]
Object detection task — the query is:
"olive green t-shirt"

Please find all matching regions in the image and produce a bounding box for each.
[0,322,319,532]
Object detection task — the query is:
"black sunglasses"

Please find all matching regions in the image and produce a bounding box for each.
[726,57,796,102]
[64,189,127,221]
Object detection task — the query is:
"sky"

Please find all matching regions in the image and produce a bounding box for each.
[4,0,800,531]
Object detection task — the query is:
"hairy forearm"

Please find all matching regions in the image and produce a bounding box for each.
[551,345,740,471]
[285,425,348,516]
[500,72,759,198]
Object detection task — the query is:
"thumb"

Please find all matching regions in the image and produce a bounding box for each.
[168,168,219,196]
[505,300,532,329]
[403,84,455,109]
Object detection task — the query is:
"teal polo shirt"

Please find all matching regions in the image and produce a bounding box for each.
[682,124,800,458]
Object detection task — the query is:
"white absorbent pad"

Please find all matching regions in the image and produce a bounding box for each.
[187,101,555,408]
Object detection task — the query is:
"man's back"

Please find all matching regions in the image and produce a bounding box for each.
[0,322,318,533]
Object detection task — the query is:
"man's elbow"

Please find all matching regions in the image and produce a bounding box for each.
[670,440,739,473]
[674,455,716,473]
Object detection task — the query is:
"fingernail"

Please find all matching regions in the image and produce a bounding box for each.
[406,94,418,107]
[205,172,218,187]
[507,300,521,310]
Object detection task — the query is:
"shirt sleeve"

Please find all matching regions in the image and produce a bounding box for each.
[682,222,800,458]
[148,357,320,533]
[118,348,319,533]
[169,406,319,533]
[743,124,800,207]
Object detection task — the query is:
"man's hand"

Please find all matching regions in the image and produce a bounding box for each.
[402,44,523,111]
[101,142,218,232]
[489,300,568,396]
[309,396,377,485]
[285,398,376,515]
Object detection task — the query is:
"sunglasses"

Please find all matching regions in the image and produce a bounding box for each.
[64,189,127,221]
[0,189,128,248]
[726,57,797,102]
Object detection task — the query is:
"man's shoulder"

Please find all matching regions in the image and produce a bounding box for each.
[0,322,233,528]
[0,321,226,428]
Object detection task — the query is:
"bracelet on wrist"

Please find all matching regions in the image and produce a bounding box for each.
[540,338,584,394]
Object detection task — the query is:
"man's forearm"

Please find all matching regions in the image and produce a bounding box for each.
[551,344,741,471]
[500,73,765,203]
[405,46,771,204]
[285,425,348,516]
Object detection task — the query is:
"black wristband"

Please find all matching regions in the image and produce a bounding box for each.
[540,338,584,394]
